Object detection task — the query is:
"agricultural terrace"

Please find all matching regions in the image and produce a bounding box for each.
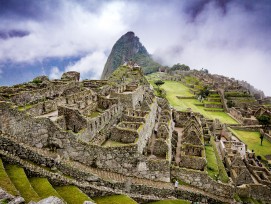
[146,73,238,124]
[229,128,271,163]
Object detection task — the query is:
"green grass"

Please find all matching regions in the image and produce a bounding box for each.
[54,185,93,204]
[205,145,219,180]
[148,80,238,124]
[93,195,137,204]
[29,177,62,199]
[0,159,19,196]
[148,199,190,204]
[210,137,229,183]
[240,197,262,204]
[5,164,40,203]
[102,140,130,147]
[229,128,271,162]
[87,111,100,118]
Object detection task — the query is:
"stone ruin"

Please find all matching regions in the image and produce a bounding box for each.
[0,65,270,203]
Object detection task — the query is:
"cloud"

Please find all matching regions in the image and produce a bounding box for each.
[65,51,107,80]
[0,0,270,95]
[49,66,62,79]
[0,0,130,62]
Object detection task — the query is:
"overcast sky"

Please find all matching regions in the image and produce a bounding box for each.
[0,0,270,96]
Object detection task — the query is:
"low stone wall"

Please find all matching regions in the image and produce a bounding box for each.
[111,86,144,109]
[204,103,223,109]
[230,126,260,132]
[236,184,271,203]
[0,149,226,204]
[171,166,234,198]
[10,82,77,106]
[111,126,139,143]
[264,133,271,142]
[178,155,206,171]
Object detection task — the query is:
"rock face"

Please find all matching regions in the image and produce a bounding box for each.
[36,196,65,204]
[0,187,25,204]
[101,31,160,79]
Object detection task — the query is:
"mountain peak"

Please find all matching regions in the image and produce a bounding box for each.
[101,32,160,79]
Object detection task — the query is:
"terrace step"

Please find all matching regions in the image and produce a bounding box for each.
[29,177,63,200]
[0,158,19,196]
[5,164,41,203]
[54,185,94,204]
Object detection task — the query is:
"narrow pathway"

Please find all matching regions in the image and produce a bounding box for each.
[174,127,183,164]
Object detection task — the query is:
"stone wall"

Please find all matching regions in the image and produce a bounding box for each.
[0,147,226,204]
[0,102,169,181]
[10,82,77,106]
[171,166,234,198]
[111,86,144,109]
[236,184,271,203]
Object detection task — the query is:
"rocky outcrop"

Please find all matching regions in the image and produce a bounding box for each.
[36,196,65,204]
[0,187,25,204]
[101,31,160,79]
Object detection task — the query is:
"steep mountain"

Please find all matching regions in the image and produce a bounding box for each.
[101,31,160,79]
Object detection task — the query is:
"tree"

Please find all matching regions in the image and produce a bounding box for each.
[201,68,209,74]
[257,115,271,146]
[171,63,190,71]
[257,115,271,131]
[198,86,210,99]
[260,134,264,146]
[154,80,165,90]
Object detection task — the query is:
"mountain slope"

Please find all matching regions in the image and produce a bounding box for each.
[101,31,160,79]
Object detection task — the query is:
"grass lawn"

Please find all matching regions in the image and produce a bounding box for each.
[0,159,19,196]
[5,164,40,203]
[54,185,93,204]
[93,195,137,204]
[148,79,238,124]
[229,128,271,161]
[205,145,219,180]
[148,199,190,204]
[29,177,62,199]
